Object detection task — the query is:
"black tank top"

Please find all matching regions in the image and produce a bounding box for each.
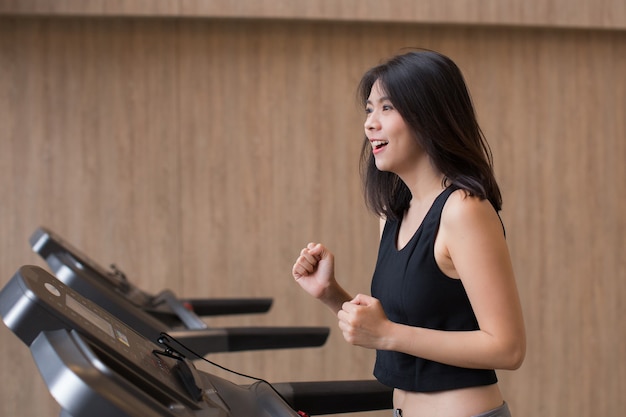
[370,187,497,392]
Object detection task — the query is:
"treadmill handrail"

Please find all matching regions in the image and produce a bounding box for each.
[152,290,209,330]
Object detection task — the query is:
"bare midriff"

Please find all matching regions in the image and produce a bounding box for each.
[393,383,504,417]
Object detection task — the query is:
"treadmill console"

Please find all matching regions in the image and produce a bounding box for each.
[30,227,154,307]
[0,265,299,417]
[27,227,329,356]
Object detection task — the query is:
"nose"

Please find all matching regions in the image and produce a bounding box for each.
[364,112,380,132]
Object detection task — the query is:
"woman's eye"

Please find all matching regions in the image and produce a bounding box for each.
[365,107,373,114]
[382,104,393,111]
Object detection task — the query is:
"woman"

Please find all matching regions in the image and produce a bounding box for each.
[291,50,525,417]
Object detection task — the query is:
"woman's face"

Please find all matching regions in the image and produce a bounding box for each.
[364,80,422,176]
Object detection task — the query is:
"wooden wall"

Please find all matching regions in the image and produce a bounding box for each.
[0,13,625,417]
[1,0,626,29]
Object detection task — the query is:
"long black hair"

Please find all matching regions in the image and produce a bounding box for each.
[358,49,502,221]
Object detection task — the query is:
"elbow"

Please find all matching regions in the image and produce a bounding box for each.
[504,347,525,370]
[486,331,526,370]
[500,339,526,370]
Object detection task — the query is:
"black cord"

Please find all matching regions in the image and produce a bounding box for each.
[157,332,293,407]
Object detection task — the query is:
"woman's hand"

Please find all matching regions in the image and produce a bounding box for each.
[292,242,336,299]
[292,242,353,313]
[337,294,392,350]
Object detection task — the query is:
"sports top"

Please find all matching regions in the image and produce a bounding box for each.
[370,186,498,392]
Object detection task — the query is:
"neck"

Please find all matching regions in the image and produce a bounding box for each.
[397,158,446,205]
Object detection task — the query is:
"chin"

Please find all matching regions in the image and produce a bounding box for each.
[374,160,391,173]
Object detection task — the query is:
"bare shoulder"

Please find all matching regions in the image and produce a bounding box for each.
[441,189,502,234]
[436,189,510,280]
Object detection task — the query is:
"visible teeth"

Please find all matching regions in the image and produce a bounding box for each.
[372,140,388,148]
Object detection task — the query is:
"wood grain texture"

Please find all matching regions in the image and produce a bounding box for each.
[0,17,625,417]
[0,0,626,30]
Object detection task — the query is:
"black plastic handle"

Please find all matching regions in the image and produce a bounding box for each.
[180,297,273,316]
[167,326,330,355]
[273,379,393,415]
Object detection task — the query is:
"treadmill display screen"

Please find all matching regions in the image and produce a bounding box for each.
[66,294,115,339]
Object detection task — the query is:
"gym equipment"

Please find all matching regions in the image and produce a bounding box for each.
[29,227,329,354]
[0,265,393,417]
[30,227,274,327]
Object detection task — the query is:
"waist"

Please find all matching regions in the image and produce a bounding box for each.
[393,383,504,417]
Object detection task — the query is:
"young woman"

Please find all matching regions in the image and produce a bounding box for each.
[291,50,526,417]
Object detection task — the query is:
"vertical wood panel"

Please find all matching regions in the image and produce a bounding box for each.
[0,17,625,417]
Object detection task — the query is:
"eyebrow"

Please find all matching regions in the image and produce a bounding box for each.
[365,96,392,105]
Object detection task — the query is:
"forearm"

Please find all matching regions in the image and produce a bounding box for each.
[383,322,525,371]
[318,281,352,315]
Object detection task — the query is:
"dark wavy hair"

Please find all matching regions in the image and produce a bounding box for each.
[358,49,502,221]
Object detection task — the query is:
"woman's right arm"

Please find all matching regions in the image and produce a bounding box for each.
[292,242,352,314]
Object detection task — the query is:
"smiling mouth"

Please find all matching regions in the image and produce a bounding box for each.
[371,140,389,151]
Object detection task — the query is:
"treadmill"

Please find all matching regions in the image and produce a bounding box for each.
[29,227,329,355]
[1,265,393,417]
